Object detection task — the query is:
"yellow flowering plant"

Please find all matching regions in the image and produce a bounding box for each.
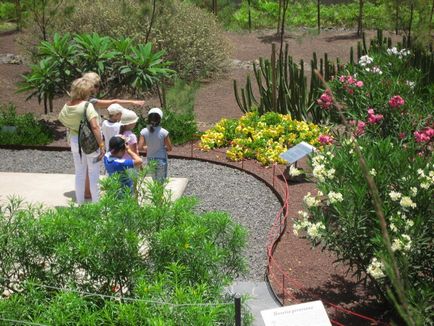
[200,112,326,166]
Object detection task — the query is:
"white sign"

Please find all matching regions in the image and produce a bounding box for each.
[261,300,331,326]
[279,141,315,164]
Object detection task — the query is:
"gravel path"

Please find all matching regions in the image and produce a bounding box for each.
[0,149,281,281]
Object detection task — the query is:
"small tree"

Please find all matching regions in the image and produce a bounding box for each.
[27,0,68,40]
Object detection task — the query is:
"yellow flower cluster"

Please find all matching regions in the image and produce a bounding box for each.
[200,112,326,166]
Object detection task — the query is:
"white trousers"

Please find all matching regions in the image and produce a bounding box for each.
[70,135,100,204]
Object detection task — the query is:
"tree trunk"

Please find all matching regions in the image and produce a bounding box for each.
[395,2,399,35]
[15,0,22,31]
[277,0,282,34]
[145,0,157,43]
[248,0,252,32]
[430,0,434,36]
[317,0,321,34]
[357,0,364,37]
[279,0,289,59]
[43,94,48,115]
[408,2,414,47]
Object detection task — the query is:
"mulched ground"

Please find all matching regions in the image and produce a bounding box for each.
[0,27,400,324]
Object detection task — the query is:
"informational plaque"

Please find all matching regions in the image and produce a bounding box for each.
[261,300,331,326]
[279,141,315,164]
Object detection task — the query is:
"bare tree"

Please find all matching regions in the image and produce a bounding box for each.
[28,0,66,40]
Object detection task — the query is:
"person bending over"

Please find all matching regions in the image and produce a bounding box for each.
[104,135,143,195]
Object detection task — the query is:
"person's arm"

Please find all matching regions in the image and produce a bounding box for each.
[89,117,105,160]
[93,99,145,109]
[164,135,173,152]
[129,142,138,155]
[126,146,142,167]
[138,135,147,153]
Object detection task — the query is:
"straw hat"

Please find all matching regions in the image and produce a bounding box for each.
[107,103,124,115]
[120,109,138,125]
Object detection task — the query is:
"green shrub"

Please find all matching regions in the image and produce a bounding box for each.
[155,1,231,80]
[52,0,144,39]
[0,172,249,324]
[19,33,173,113]
[49,0,230,81]
[0,2,15,22]
[0,104,53,145]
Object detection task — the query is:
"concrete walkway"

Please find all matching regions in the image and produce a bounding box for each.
[0,172,188,207]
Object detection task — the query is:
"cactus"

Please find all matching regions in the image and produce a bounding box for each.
[233,42,339,124]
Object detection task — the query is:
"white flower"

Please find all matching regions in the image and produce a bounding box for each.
[326,168,336,179]
[410,187,417,197]
[369,169,377,176]
[402,234,412,251]
[391,238,401,252]
[400,196,416,209]
[317,190,324,197]
[390,223,398,232]
[420,182,430,189]
[288,165,302,177]
[313,164,326,182]
[406,80,415,89]
[304,192,320,208]
[389,191,402,201]
[349,149,354,154]
[405,220,414,228]
[417,169,425,177]
[328,191,343,204]
[359,55,374,66]
[367,257,385,279]
[298,210,309,219]
[306,222,325,240]
[387,47,399,55]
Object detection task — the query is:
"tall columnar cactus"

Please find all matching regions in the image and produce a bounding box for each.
[234,43,338,123]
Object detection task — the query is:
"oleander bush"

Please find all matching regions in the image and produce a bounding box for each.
[0,104,53,145]
[0,172,249,324]
[200,111,328,165]
[294,42,433,324]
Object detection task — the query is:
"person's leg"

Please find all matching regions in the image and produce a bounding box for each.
[86,152,100,202]
[84,171,91,199]
[154,158,167,183]
[70,136,86,204]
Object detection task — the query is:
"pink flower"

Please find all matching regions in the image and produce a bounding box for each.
[354,121,366,136]
[425,128,434,138]
[414,131,430,143]
[367,108,383,124]
[347,76,356,84]
[399,132,406,139]
[318,135,334,145]
[317,90,333,109]
[339,75,346,83]
[388,95,405,108]
[355,81,364,88]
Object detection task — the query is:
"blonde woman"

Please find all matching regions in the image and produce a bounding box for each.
[59,77,105,204]
[82,72,145,109]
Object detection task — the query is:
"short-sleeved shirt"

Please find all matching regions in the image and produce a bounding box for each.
[140,126,169,159]
[104,152,134,190]
[101,120,121,152]
[58,101,99,136]
[121,130,138,160]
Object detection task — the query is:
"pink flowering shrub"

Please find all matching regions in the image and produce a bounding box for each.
[318,134,334,144]
[317,89,333,109]
[388,95,405,108]
[414,127,434,143]
[367,108,383,124]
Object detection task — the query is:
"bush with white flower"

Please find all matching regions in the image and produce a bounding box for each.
[293,135,433,323]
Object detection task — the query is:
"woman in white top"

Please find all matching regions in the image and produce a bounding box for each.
[58,78,105,204]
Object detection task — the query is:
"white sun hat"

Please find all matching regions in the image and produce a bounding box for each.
[120,109,139,125]
[148,107,163,119]
[107,103,125,115]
